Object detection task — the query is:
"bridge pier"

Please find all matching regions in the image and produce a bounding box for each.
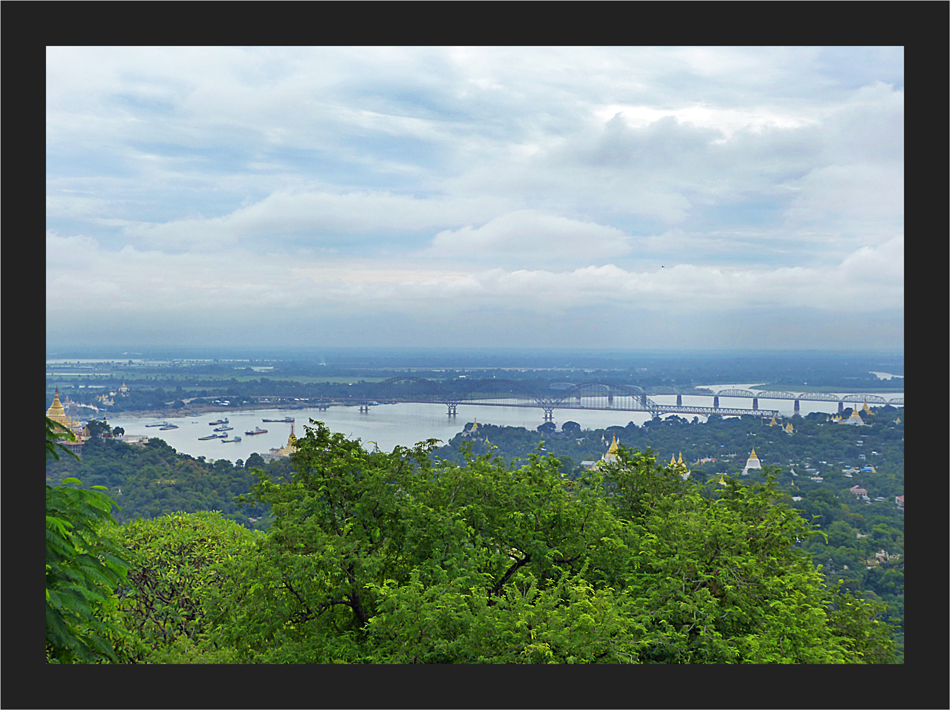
[640,394,648,408]
[359,404,370,414]
[543,408,554,422]
[752,397,758,410]
[676,394,683,406]
[794,399,800,414]
[838,401,844,414]
[446,404,457,417]
[713,395,719,409]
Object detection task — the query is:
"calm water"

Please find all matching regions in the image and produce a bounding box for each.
[107,385,902,464]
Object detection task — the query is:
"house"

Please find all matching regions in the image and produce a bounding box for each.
[848,485,868,497]
[895,495,904,509]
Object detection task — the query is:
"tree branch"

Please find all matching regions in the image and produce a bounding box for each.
[488,555,531,605]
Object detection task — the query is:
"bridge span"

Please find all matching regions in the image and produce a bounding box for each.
[344,378,798,420]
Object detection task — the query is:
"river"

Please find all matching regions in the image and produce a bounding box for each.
[106,385,902,464]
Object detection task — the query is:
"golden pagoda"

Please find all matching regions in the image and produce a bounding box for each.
[785,422,794,434]
[271,424,298,458]
[47,388,69,426]
[718,472,728,486]
[676,452,690,480]
[601,434,620,464]
[839,407,865,426]
[861,399,875,416]
[769,414,779,426]
[47,388,87,451]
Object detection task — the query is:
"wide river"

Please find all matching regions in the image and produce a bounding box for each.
[106,384,903,464]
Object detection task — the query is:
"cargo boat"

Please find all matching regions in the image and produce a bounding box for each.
[262,417,294,423]
[159,424,179,430]
[209,418,229,426]
[214,425,233,432]
[198,433,226,440]
[221,436,242,443]
[245,427,268,435]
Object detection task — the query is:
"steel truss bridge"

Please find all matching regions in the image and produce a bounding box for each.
[341,378,901,421]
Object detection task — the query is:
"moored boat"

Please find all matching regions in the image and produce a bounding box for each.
[262,416,294,423]
[214,425,233,431]
[198,433,225,440]
[209,418,229,425]
[159,424,179,430]
[245,426,268,435]
[221,436,242,443]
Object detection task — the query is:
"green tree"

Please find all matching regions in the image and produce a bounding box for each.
[201,423,898,664]
[106,511,258,663]
[46,419,130,663]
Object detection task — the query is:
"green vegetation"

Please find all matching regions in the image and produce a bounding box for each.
[438,407,905,653]
[46,418,131,663]
[48,416,900,664]
[46,436,272,528]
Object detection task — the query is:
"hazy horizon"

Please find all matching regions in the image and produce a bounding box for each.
[47,47,903,352]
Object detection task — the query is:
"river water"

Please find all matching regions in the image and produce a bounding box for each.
[106,384,902,464]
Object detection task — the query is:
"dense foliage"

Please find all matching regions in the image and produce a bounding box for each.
[45,414,901,664]
[438,408,905,651]
[46,418,130,663]
[104,512,259,663]
[46,436,271,528]
[172,420,897,664]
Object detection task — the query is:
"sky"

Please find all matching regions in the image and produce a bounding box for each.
[46,46,904,353]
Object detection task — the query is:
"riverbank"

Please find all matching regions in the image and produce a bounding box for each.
[108,403,312,421]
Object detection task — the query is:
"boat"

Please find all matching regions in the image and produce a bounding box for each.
[214,425,233,432]
[159,424,179,430]
[245,427,268,435]
[221,436,242,443]
[209,418,229,426]
[262,417,294,423]
[146,422,169,428]
[198,433,224,440]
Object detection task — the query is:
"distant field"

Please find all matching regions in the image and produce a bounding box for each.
[46,371,391,386]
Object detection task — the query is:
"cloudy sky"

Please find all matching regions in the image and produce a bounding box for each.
[46,46,903,352]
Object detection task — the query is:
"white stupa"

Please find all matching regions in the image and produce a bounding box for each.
[741,448,762,476]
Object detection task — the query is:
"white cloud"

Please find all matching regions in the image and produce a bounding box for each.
[427,210,631,261]
[46,47,904,350]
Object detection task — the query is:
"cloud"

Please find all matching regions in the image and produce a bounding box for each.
[46,47,903,351]
[426,210,631,262]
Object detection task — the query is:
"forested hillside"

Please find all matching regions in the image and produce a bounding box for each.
[45,436,273,528]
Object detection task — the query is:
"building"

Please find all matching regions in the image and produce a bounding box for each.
[601,434,620,465]
[47,388,88,455]
[669,452,690,480]
[838,408,866,426]
[741,448,762,476]
[262,424,298,462]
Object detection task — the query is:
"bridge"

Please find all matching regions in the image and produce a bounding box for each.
[341,378,903,421]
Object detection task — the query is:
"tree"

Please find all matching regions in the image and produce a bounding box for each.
[84,419,112,440]
[198,423,899,664]
[561,421,581,435]
[106,511,258,663]
[46,419,130,663]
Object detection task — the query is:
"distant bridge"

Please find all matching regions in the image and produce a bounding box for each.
[344,378,903,421]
